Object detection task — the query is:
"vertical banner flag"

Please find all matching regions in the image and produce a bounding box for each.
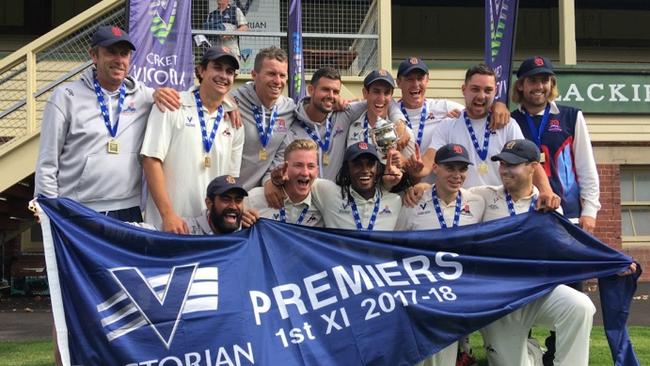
[128,0,193,90]
[288,0,305,102]
[485,0,519,105]
[38,197,641,366]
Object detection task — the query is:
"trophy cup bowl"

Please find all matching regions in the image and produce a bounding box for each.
[371,117,398,155]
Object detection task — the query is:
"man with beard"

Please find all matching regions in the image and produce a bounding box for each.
[396,143,485,366]
[245,139,323,227]
[141,46,244,233]
[310,142,403,230]
[470,139,597,366]
[185,175,247,235]
[230,46,296,190]
[408,64,559,210]
[510,56,600,234]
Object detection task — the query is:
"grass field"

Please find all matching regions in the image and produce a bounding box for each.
[0,326,648,365]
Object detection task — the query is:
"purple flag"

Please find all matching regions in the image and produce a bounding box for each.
[128,0,193,90]
[485,0,519,105]
[288,0,305,102]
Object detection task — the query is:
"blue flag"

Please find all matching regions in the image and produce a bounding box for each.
[128,0,193,89]
[288,0,305,102]
[38,197,640,366]
[485,0,518,105]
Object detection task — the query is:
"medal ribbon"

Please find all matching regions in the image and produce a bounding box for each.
[504,190,538,216]
[524,103,551,148]
[363,113,370,143]
[279,205,310,225]
[93,71,126,138]
[252,104,279,147]
[350,190,381,231]
[300,117,332,152]
[431,185,462,228]
[194,89,224,154]
[463,111,492,161]
[400,101,427,146]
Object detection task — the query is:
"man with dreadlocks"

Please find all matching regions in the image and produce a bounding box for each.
[310,142,403,230]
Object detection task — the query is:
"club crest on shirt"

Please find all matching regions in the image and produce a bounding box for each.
[185,116,196,127]
[461,204,473,216]
[222,128,232,137]
[332,126,345,138]
[274,118,287,133]
[548,119,562,132]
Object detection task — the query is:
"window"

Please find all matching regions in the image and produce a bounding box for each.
[621,167,650,244]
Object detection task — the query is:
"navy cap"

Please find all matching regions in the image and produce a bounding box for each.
[363,69,395,89]
[435,143,473,165]
[201,46,240,70]
[206,175,248,197]
[344,142,380,162]
[397,57,429,78]
[491,139,541,164]
[516,56,555,79]
[91,26,135,51]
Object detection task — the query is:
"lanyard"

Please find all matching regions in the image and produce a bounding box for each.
[400,101,427,146]
[524,103,551,148]
[252,104,279,147]
[363,113,370,143]
[463,111,492,161]
[92,72,126,138]
[300,117,332,152]
[504,190,538,216]
[279,205,310,225]
[194,89,224,154]
[431,185,462,228]
[350,190,381,231]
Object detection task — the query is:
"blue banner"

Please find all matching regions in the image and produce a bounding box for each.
[38,197,640,366]
[288,0,305,102]
[128,0,193,89]
[485,0,518,105]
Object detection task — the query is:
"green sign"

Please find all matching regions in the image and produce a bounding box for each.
[554,73,650,114]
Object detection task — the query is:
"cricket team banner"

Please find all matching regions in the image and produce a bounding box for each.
[128,0,194,90]
[288,0,306,102]
[38,197,640,366]
[485,0,519,105]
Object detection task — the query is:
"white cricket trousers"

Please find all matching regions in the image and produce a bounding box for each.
[479,284,596,366]
[416,341,457,366]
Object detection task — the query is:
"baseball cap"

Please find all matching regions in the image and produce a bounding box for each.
[516,56,555,79]
[206,175,248,197]
[397,57,429,78]
[363,69,395,89]
[491,139,541,164]
[344,142,380,162]
[91,26,136,51]
[201,46,240,70]
[435,143,473,165]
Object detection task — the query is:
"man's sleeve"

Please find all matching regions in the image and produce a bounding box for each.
[140,106,174,161]
[507,117,525,139]
[262,133,290,184]
[388,100,407,123]
[236,8,247,26]
[573,111,601,218]
[229,122,245,177]
[394,206,412,231]
[426,118,452,150]
[34,96,68,197]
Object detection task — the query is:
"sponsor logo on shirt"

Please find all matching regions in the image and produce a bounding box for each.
[306,215,319,224]
[122,102,137,114]
[185,117,196,127]
[548,119,562,132]
[275,118,287,133]
[380,206,392,215]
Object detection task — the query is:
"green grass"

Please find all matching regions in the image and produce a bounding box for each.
[468,326,650,366]
[0,327,648,365]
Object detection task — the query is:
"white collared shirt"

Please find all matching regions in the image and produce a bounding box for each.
[246,185,323,227]
[396,187,484,230]
[470,185,551,222]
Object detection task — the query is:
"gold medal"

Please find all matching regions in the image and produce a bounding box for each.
[322,152,330,166]
[540,152,546,163]
[204,155,211,168]
[478,162,489,175]
[259,148,268,161]
[107,139,119,154]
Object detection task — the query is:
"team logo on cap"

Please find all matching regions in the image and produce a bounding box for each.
[506,141,517,150]
[534,57,544,66]
[358,142,369,150]
[453,145,464,154]
[378,69,388,76]
[225,176,236,184]
[409,57,419,65]
[111,26,122,37]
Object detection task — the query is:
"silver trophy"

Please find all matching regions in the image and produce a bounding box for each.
[371,117,398,155]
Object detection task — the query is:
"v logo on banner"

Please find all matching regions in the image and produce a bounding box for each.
[110,263,198,349]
